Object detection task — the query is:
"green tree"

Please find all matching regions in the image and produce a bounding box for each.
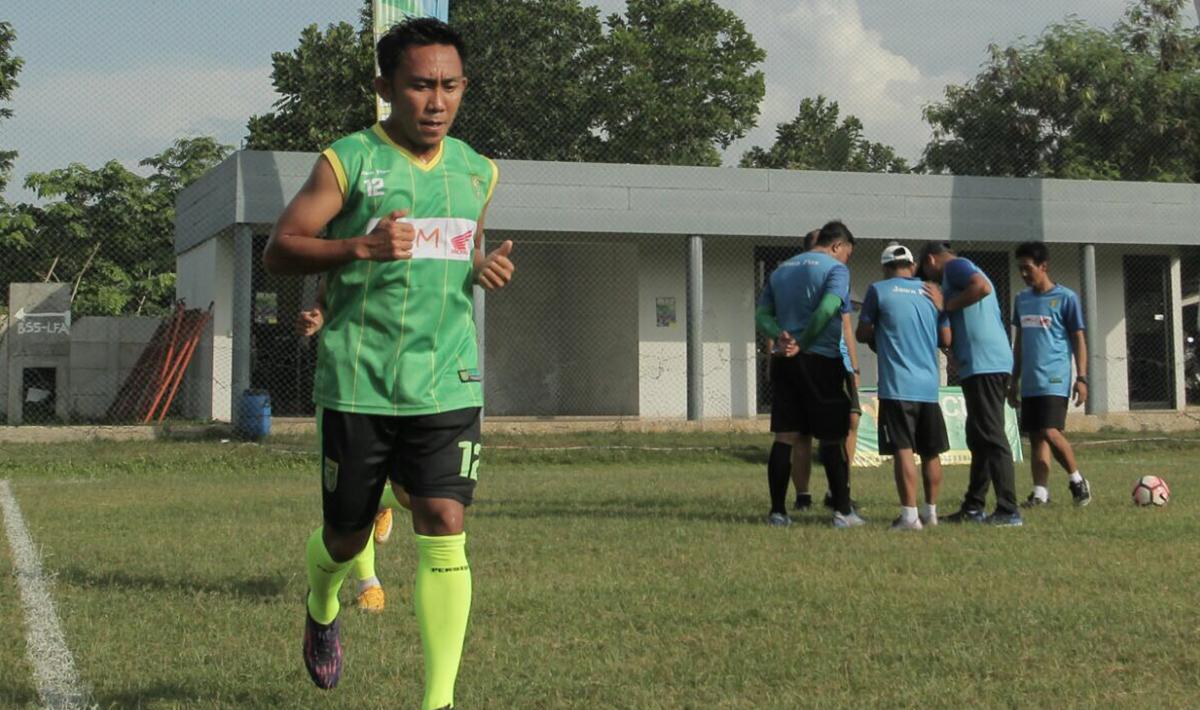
[922,0,1200,181]
[247,0,766,167]
[10,138,232,316]
[449,0,604,161]
[0,21,22,194]
[244,19,376,151]
[740,96,909,173]
[591,0,765,166]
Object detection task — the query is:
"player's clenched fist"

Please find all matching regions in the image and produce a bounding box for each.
[296,308,324,337]
[357,210,415,261]
[476,240,515,290]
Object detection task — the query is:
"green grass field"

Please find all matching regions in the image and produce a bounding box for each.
[1,431,1198,708]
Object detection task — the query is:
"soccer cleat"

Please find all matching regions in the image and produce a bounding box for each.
[303,600,343,690]
[355,582,385,613]
[832,510,868,529]
[942,508,986,524]
[766,512,792,528]
[919,512,938,527]
[793,494,813,512]
[1069,478,1092,507]
[1021,492,1049,508]
[986,512,1025,527]
[890,516,924,531]
[373,507,394,545]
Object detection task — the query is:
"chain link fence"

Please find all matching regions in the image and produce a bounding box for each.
[2,1,1199,427]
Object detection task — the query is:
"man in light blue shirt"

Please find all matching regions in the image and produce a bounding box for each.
[1009,241,1090,507]
[858,244,948,530]
[783,229,864,516]
[757,221,864,528]
[920,241,1021,526]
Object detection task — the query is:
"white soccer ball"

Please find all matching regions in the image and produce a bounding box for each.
[1131,476,1170,507]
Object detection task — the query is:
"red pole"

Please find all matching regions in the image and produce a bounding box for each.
[143,307,211,423]
[155,308,212,423]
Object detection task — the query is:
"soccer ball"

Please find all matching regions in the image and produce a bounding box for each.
[1131,476,1170,507]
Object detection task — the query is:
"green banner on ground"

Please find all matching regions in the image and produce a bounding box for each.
[852,387,1023,468]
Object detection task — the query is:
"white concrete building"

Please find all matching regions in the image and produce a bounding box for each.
[174,152,1200,423]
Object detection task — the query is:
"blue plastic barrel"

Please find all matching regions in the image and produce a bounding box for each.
[237,389,272,439]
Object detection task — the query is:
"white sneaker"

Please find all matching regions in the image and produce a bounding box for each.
[766,512,792,528]
[832,510,867,528]
[919,512,938,527]
[890,516,924,531]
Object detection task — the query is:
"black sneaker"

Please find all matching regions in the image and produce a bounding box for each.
[1069,478,1092,507]
[823,491,859,512]
[1021,492,1049,508]
[794,494,813,512]
[942,508,987,524]
[303,598,343,690]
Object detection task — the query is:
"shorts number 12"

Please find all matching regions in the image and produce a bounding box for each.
[457,442,481,480]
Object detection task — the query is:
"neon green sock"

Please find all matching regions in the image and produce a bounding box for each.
[380,485,404,511]
[350,534,376,584]
[414,533,472,710]
[305,527,352,625]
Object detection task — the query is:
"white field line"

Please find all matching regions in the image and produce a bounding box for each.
[0,480,91,709]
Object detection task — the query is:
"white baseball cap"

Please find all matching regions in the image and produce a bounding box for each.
[881,243,914,265]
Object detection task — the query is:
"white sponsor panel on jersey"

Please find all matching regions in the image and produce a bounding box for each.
[362,217,476,262]
[1020,314,1051,329]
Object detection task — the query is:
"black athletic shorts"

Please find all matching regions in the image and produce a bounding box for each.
[770,353,851,440]
[1020,395,1068,433]
[846,370,862,416]
[319,406,482,532]
[877,399,950,458]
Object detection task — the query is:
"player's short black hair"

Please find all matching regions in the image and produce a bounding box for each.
[815,220,854,248]
[377,17,467,80]
[917,240,953,280]
[802,229,821,251]
[1015,241,1049,265]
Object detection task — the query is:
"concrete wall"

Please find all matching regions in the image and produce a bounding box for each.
[485,239,639,416]
[6,283,72,424]
[68,317,162,420]
[0,315,7,421]
[176,235,234,422]
[637,239,688,417]
[635,237,759,419]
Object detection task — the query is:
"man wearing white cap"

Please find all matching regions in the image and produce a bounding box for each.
[857,244,949,530]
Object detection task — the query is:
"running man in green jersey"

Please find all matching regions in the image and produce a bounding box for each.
[263,18,514,708]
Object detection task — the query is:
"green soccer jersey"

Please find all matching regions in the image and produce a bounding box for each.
[313,123,498,416]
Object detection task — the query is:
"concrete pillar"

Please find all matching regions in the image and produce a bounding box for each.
[687,235,704,421]
[1081,244,1103,414]
[1170,253,1186,411]
[231,225,254,423]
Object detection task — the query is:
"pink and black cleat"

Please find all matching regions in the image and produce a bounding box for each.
[303,601,343,690]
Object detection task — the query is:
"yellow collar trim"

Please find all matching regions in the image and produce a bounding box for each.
[372,123,444,172]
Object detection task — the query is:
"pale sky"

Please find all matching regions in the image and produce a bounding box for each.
[3,1,1193,203]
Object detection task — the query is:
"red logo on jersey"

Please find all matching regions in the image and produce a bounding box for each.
[450,230,473,255]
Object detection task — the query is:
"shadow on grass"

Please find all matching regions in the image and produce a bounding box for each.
[55,567,287,601]
[0,684,38,708]
[95,682,286,708]
[475,498,837,527]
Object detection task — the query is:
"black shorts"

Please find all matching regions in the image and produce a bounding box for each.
[877,400,950,458]
[319,406,482,532]
[845,371,862,416]
[1020,396,1068,433]
[770,353,851,440]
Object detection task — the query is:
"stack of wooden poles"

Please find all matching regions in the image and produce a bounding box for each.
[107,302,214,423]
